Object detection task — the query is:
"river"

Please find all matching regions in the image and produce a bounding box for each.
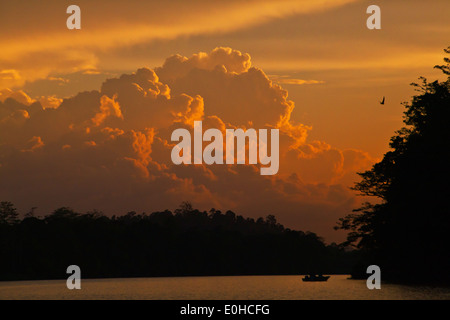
[0,275,449,300]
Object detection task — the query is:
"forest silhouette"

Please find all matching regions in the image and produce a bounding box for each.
[337,47,450,285]
[0,201,355,281]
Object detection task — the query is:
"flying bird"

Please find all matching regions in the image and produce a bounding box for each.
[380,96,385,105]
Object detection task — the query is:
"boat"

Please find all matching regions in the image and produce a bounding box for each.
[302,274,330,282]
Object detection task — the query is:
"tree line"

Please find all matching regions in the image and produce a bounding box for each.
[0,201,355,281]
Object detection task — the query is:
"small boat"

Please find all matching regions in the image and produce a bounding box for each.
[302,274,330,282]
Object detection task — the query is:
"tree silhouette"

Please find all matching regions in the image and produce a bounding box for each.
[0,201,19,225]
[0,201,356,281]
[337,47,450,285]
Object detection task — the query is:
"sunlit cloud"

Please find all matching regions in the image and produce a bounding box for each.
[0,47,374,242]
[269,75,325,85]
[0,69,21,80]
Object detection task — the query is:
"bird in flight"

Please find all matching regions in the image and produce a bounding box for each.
[380,96,385,105]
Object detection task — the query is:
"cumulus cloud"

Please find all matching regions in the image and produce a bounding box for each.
[91,95,123,126]
[155,47,252,82]
[0,88,34,105]
[0,88,62,110]
[0,47,374,242]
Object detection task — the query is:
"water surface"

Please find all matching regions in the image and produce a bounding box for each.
[1,275,449,300]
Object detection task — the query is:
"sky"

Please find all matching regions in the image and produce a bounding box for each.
[0,0,449,242]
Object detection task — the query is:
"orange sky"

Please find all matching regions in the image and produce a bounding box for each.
[0,0,449,242]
